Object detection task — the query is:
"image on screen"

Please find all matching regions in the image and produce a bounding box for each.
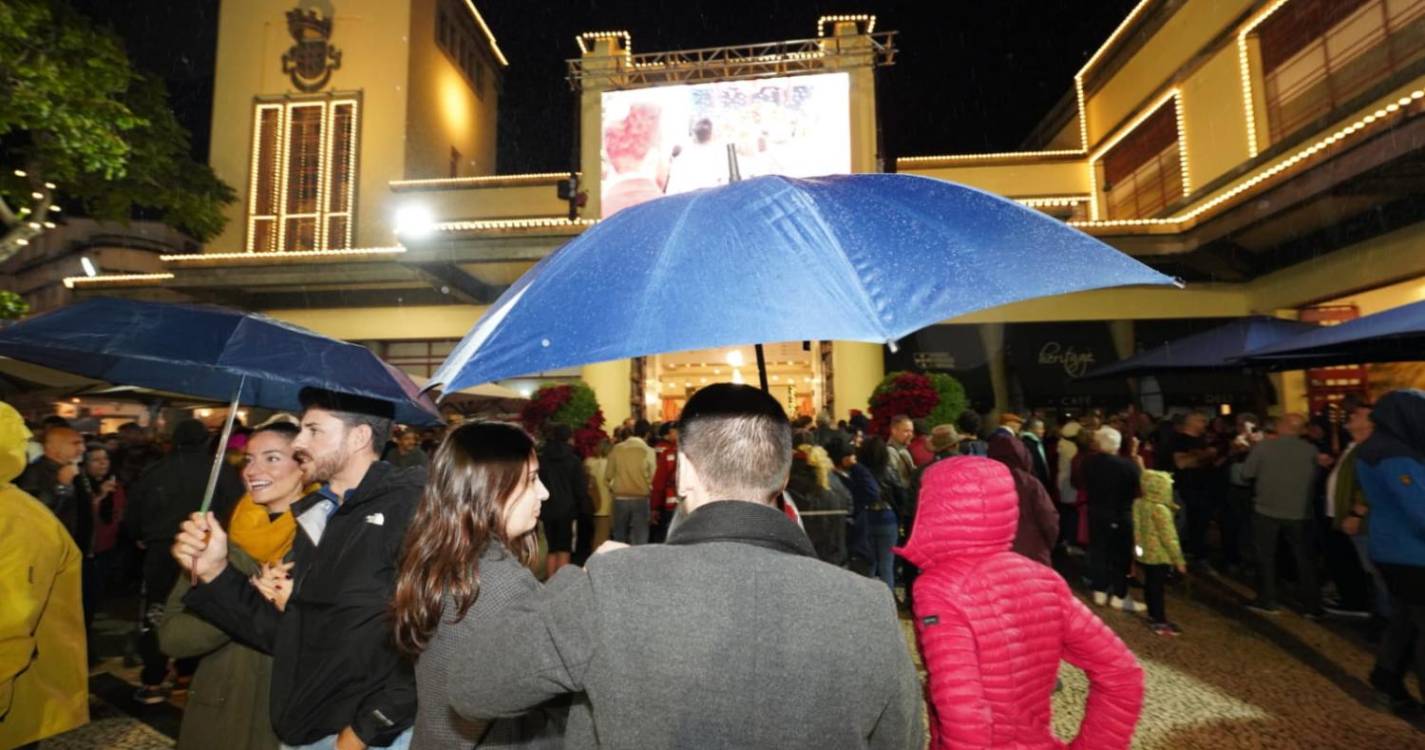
[599,72,852,218]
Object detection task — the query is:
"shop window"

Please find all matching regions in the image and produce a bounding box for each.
[247,97,359,252]
[436,0,488,99]
[1256,0,1425,144]
[1099,99,1183,221]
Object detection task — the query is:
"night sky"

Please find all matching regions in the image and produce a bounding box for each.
[74,0,1141,171]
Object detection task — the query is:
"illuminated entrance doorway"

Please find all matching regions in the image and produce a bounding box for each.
[644,341,824,421]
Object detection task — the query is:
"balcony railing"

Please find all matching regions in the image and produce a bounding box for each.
[1105,143,1184,221]
[1264,0,1425,143]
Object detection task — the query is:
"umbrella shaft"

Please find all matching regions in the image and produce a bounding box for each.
[755,343,769,392]
[199,377,245,515]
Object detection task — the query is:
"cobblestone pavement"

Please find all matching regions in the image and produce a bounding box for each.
[1046,571,1424,749]
[38,569,1425,749]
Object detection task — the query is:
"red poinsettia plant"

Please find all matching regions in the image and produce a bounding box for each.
[520,382,608,457]
[867,371,967,436]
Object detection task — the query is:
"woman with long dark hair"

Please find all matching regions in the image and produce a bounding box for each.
[392,421,560,749]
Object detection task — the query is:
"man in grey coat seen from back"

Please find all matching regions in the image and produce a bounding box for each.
[452,383,923,748]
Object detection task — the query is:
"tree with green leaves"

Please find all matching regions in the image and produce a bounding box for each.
[0,0,234,262]
[0,290,28,320]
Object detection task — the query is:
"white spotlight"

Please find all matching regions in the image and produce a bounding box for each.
[394,204,436,239]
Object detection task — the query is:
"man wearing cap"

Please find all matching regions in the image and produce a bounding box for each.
[994,412,1025,440]
[450,384,922,748]
[173,389,423,750]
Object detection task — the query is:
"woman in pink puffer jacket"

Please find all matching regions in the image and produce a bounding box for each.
[896,456,1144,749]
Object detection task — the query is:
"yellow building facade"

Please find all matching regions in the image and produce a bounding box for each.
[76,1,1425,421]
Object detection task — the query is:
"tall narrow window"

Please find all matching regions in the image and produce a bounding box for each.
[1100,99,1183,221]
[1256,0,1425,143]
[246,96,360,252]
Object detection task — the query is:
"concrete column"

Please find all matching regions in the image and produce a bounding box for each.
[1108,319,1137,402]
[582,359,631,427]
[831,341,884,421]
[978,323,1010,413]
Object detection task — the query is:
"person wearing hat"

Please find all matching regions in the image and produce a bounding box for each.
[907,424,963,527]
[174,389,424,749]
[0,402,88,749]
[1134,470,1186,637]
[995,412,1025,439]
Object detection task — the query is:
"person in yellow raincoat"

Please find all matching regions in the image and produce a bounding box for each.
[0,401,88,749]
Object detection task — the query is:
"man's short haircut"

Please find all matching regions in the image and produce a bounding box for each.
[298,387,394,453]
[1025,417,1045,431]
[632,419,651,439]
[890,414,913,428]
[678,384,792,503]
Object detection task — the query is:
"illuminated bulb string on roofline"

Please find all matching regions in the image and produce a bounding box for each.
[159,246,406,262]
[1070,90,1424,228]
[62,273,175,289]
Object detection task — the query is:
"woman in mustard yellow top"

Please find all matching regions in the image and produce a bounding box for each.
[159,420,315,750]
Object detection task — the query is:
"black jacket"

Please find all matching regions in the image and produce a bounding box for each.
[17,457,86,551]
[183,461,424,747]
[127,445,243,543]
[1083,452,1141,521]
[538,441,590,520]
[451,501,922,749]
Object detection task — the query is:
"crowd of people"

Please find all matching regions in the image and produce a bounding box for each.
[4,382,1424,749]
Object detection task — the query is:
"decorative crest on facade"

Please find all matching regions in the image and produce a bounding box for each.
[282,7,342,92]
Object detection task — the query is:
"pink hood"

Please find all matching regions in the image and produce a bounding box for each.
[895,456,1018,570]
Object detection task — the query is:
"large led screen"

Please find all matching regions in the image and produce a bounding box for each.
[599,72,851,217]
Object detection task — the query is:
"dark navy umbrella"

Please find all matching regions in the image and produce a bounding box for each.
[0,298,441,511]
[429,174,1179,393]
[1079,316,1318,380]
[1240,298,1425,367]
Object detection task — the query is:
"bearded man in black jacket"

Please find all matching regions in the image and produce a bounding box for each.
[173,389,423,750]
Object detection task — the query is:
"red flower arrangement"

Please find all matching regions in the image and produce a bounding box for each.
[867,371,969,436]
[868,372,939,435]
[520,382,608,457]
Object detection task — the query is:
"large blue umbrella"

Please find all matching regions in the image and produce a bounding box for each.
[1079,316,1318,380]
[1240,298,1425,367]
[0,298,441,510]
[430,174,1179,393]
